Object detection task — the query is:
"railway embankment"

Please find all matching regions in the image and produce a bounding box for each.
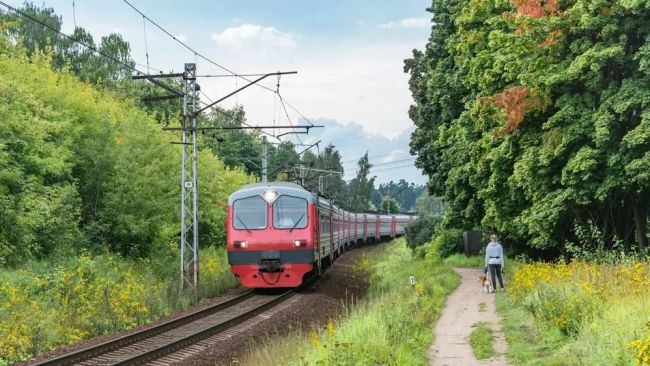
[239,238,459,365]
[10,247,240,366]
[183,243,388,365]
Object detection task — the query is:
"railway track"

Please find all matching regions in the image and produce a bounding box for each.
[32,289,294,366]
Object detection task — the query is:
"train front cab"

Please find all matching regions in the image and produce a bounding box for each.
[227,184,316,288]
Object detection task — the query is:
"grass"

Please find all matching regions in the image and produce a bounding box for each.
[242,239,460,365]
[0,246,238,365]
[496,259,650,365]
[469,322,497,359]
[443,254,484,267]
[496,291,567,365]
[478,302,487,312]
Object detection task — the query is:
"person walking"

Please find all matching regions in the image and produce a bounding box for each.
[484,233,505,292]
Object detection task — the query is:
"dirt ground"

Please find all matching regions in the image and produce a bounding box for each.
[428,267,509,366]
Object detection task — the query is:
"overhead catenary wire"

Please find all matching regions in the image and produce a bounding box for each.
[0,1,168,78]
[198,89,281,143]
[0,0,287,148]
[344,157,416,169]
[120,0,314,127]
[71,0,77,29]
[276,75,306,146]
[343,163,418,180]
[142,15,150,74]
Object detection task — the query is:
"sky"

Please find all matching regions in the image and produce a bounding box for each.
[4,0,431,184]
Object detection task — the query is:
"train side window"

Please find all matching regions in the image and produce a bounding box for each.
[273,195,308,229]
[232,196,267,229]
[320,214,329,234]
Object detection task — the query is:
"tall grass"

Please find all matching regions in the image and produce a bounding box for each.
[0,246,238,365]
[499,259,650,365]
[443,254,484,268]
[242,239,459,365]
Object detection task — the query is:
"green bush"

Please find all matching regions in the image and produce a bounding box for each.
[434,228,464,258]
[0,246,237,364]
[405,215,441,251]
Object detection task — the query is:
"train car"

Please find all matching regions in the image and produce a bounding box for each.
[226,182,416,288]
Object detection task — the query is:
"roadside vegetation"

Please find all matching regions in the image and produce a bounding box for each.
[242,238,459,365]
[496,257,650,365]
[443,254,483,268]
[0,247,236,364]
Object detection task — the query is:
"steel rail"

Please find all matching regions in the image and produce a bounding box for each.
[31,290,255,366]
[112,290,294,365]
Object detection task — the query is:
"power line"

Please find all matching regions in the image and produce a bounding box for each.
[343,163,417,180]
[340,152,395,164]
[120,0,314,126]
[0,1,167,79]
[344,157,416,169]
[198,89,280,142]
[196,73,274,78]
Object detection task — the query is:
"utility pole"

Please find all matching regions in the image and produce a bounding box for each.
[262,136,268,183]
[180,63,199,289]
[134,68,318,290]
[297,165,308,187]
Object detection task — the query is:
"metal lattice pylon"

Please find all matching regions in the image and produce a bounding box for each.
[180,63,199,289]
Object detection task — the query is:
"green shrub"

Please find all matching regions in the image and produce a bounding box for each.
[434,228,464,258]
[0,247,238,364]
[405,215,441,251]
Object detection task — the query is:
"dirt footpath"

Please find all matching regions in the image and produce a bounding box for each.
[428,268,509,366]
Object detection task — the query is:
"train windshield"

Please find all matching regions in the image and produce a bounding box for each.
[233,196,267,230]
[273,195,307,229]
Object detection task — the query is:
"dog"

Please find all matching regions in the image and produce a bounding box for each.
[478,274,493,293]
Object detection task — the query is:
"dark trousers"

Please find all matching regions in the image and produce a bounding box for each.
[489,264,504,289]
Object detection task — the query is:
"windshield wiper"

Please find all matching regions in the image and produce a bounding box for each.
[236,215,251,233]
[289,214,305,233]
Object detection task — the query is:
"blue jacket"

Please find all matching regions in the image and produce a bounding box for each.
[485,241,504,266]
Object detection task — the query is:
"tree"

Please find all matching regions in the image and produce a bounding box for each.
[201,106,263,177]
[406,0,650,253]
[344,152,375,212]
[373,180,425,212]
[0,35,252,264]
[1,3,135,84]
[380,196,401,214]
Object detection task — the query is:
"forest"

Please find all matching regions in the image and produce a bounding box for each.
[406,0,650,255]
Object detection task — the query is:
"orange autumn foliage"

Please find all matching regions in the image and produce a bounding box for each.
[511,0,560,18]
[540,29,563,48]
[490,87,541,136]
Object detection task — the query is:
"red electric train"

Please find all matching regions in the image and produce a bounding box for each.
[226,182,415,288]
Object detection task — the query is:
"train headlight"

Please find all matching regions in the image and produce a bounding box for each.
[262,190,277,203]
[234,241,248,248]
[294,240,307,247]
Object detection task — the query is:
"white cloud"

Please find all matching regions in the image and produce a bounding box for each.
[210,24,296,49]
[379,17,430,29]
